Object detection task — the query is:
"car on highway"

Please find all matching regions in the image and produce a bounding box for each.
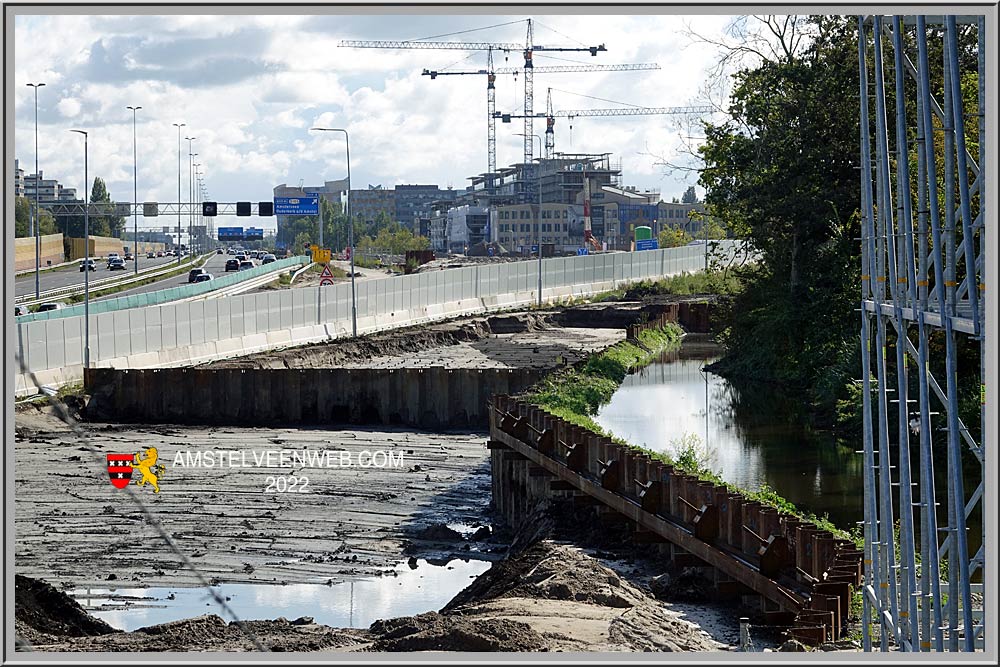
[225,258,240,272]
[156,250,164,257]
[261,253,276,264]
[238,260,254,271]
[194,273,214,283]
[188,268,207,282]
[79,259,98,272]
[36,302,65,312]
[147,251,155,259]
[217,248,224,254]
[15,305,29,317]
[124,252,134,261]
[235,254,247,262]
[108,258,127,271]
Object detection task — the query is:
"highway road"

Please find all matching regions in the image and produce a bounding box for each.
[91,252,233,302]
[14,253,195,299]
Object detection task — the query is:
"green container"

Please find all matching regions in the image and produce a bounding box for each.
[634,225,653,241]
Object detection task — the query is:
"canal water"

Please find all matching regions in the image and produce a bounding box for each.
[595,335,864,529]
[71,557,492,632]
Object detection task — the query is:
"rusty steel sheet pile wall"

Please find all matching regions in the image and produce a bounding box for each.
[488,395,863,646]
[85,367,543,429]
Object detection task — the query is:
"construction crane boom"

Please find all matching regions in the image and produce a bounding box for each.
[339,39,606,53]
[339,39,520,50]
[495,105,714,119]
[422,62,660,78]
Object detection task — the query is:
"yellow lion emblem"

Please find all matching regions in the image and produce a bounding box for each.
[133,447,165,493]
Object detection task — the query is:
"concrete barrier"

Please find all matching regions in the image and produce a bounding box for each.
[14,242,746,396]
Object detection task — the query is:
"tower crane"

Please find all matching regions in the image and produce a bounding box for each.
[421,60,660,187]
[494,93,714,250]
[339,18,607,201]
[494,91,714,157]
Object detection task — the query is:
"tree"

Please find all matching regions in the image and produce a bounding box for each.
[681,186,700,204]
[658,226,692,248]
[14,197,57,237]
[89,177,125,238]
[697,15,864,420]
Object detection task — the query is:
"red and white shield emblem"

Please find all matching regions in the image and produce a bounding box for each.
[107,454,133,489]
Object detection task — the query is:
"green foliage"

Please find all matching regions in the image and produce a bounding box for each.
[681,185,699,204]
[356,223,431,255]
[658,226,693,248]
[699,17,865,426]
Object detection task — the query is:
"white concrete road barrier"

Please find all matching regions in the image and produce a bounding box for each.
[13,242,745,397]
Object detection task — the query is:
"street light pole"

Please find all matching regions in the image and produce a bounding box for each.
[517,133,544,306]
[185,136,196,256]
[310,127,355,338]
[172,122,185,262]
[27,82,45,299]
[193,164,201,252]
[127,105,141,274]
[70,129,90,368]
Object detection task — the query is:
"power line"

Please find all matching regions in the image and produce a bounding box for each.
[406,18,526,43]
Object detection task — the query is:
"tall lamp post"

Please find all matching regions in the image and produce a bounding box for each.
[70,129,90,368]
[193,164,201,252]
[517,133,543,306]
[172,122,185,262]
[126,105,141,274]
[27,82,45,299]
[185,136,196,255]
[310,127,355,338]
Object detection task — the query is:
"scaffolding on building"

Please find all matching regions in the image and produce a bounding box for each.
[856,15,986,652]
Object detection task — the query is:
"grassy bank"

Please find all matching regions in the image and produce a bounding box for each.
[522,322,853,543]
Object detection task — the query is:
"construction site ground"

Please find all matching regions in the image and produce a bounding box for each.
[12,302,816,653]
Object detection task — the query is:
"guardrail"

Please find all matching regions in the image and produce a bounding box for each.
[14,254,211,308]
[15,256,308,323]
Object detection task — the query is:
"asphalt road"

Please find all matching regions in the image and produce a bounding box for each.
[14,253,195,298]
[90,252,233,302]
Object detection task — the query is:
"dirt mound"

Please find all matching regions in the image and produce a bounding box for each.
[444,540,640,612]
[15,574,115,638]
[369,612,545,652]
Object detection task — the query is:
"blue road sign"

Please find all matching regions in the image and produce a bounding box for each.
[274,196,320,215]
[245,227,264,240]
[577,247,589,256]
[218,227,244,240]
[635,238,659,251]
[530,244,539,253]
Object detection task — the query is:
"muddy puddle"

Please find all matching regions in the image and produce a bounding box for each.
[70,557,491,632]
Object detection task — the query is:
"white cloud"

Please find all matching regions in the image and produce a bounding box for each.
[56,97,82,117]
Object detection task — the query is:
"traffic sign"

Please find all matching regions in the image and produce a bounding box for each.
[635,238,659,251]
[319,264,335,286]
[274,196,320,215]
[577,247,589,256]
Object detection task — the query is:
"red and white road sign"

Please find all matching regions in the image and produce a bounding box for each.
[319,264,335,286]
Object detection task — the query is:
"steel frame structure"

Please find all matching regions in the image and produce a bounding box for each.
[857,14,986,652]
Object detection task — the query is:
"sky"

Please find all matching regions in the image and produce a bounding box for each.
[12,10,739,231]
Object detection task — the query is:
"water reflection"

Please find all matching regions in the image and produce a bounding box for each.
[71,557,491,632]
[595,337,864,529]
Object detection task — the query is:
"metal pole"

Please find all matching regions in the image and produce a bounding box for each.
[309,127,355,336]
[536,136,542,307]
[173,122,185,262]
[915,17,949,648]
[856,18,880,652]
[871,17,901,648]
[186,136,196,256]
[28,82,45,299]
[128,106,141,274]
[71,130,90,368]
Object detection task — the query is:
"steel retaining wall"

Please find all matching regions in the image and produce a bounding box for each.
[84,366,544,429]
